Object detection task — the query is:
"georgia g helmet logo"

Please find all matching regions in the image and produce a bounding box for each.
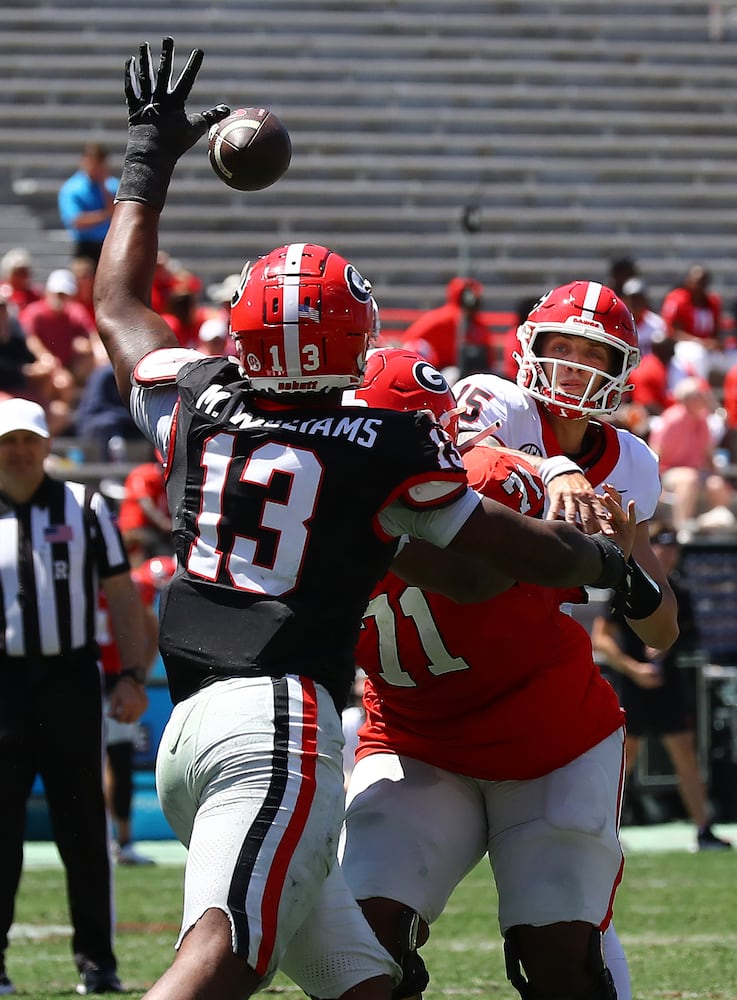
[345,264,372,303]
[413,361,452,395]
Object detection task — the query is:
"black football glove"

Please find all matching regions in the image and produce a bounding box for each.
[116,36,230,211]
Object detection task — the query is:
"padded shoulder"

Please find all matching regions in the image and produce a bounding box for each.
[133,348,204,386]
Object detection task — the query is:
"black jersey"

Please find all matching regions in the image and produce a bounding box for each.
[158,356,467,709]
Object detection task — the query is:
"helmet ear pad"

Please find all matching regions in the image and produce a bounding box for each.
[515,281,640,418]
[230,243,374,394]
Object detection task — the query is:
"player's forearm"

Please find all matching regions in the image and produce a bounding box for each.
[94,201,178,402]
[625,584,679,651]
[451,496,625,589]
[393,538,514,603]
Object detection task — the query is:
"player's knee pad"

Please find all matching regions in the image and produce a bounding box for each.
[391,907,430,1000]
[503,926,617,1000]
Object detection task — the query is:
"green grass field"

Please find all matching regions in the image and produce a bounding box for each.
[7,831,737,999]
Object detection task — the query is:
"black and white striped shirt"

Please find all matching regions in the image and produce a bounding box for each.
[0,475,128,657]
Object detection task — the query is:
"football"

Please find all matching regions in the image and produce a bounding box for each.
[207,108,292,192]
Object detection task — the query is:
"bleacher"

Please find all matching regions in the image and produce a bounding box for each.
[1,1,737,313]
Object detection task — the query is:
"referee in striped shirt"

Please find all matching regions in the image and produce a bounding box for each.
[0,398,149,996]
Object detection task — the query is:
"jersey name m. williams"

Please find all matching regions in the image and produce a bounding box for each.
[193,381,386,449]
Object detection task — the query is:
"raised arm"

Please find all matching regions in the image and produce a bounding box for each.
[93,37,229,402]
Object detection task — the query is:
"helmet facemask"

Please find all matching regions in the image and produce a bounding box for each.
[515,282,641,419]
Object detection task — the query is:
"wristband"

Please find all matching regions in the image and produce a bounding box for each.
[538,455,584,488]
[115,127,178,213]
[118,667,147,685]
[615,557,663,619]
[588,533,627,590]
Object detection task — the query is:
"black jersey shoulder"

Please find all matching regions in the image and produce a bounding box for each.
[175,357,457,461]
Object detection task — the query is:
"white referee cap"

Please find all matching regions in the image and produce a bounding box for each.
[0,398,50,439]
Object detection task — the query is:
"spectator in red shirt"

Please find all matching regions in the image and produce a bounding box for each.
[196,316,231,357]
[69,254,98,329]
[150,250,179,316]
[0,248,43,312]
[160,273,209,349]
[69,255,111,369]
[629,333,676,417]
[400,276,494,379]
[19,268,96,393]
[648,377,733,529]
[661,264,722,352]
[117,460,172,566]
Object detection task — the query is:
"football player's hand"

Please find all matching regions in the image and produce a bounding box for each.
[116,36,230,211]
[125,36,229,157]
[108,677,149,724]
[544,470,610,534]
[597,484,636,559]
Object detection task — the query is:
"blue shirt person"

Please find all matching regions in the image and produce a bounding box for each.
[58,143,119,262]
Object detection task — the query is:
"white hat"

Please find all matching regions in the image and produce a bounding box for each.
[206,273,241,306]
[0,398,50,439]
[0,247,32,279]
[622,277,646,297]
[46,268,78,296]
[198,316,229,343]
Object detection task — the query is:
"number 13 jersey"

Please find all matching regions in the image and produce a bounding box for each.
[130,353,471,709]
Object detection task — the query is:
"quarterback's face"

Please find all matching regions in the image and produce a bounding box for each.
[539,332,613,398]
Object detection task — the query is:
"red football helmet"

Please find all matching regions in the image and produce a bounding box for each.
[515,281,640,418]
[354,348,461,440]
[230,243,375,393]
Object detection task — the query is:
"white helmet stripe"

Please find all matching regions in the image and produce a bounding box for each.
[581,281,603,318]
[282,243,306,376]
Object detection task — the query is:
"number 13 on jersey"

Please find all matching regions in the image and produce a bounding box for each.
[187,435,324,595]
